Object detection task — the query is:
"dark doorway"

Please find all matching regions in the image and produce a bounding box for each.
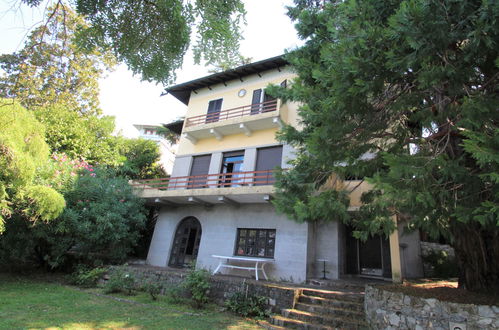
[345,226,392,278]
[168,217,202,268]
[219,151,244,187]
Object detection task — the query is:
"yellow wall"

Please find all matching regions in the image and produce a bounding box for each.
[186,68,294,118]
[177,128,279,156]
[176,66,298,156]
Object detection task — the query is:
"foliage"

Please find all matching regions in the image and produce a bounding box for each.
[34,105,120,166]
[225,291,270,318]
[0,100,65,233]
[19,0,246,85]
[183,267,211,308]
[0,4,115,115]
[141,280,163,301]
[114,137,166,180]
[0,166,147,269]
[164,285,189,304]
[274,0,499,292]
[71,265,107,288]
[422,250,459,279]
[104,267,137,295]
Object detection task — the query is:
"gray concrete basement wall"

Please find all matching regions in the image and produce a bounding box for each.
[147,203,309,283]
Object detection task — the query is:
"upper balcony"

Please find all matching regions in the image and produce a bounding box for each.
[182,100,283,143]
[130,169,278,205]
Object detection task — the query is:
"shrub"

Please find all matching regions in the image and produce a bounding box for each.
[422,250,459,278]
[183,267,211,308]
[164,285,189,304]
[225,291,270,318]
[104,267,137,295]
[141,280,162,301]
[71,265,107,288]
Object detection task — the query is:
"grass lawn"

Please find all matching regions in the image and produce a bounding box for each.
[0,273,261,330]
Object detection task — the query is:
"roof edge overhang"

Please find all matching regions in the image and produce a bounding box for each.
[165,55,288,105]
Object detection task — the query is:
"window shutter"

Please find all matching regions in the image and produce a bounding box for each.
[254,146,283,185]
[189,154,212,188]
[206,98,222,123]
[250,89,262,115]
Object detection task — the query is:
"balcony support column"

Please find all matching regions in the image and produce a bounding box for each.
[239,123,252,136]
[210,128,223,140]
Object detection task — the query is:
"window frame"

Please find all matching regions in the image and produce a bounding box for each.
[234,228,276,258]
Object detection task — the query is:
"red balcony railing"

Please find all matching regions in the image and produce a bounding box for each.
[185,99,278,128]
[130,169,277,190]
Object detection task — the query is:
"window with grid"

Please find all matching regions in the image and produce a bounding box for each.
[234,228,276,258]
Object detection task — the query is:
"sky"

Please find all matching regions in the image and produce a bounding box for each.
[0,0,301,137]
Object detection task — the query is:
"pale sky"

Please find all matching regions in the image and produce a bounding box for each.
[0,0,300,137]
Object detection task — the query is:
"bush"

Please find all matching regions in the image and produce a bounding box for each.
[164,285,189,304]
[422,250,459,278]
[141,280,162,301]
[104,267,137,295]
[225,291,270,318]
[183,267,211,308]
[71,265,107,288]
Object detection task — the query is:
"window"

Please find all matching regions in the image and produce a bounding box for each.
[254,145,283,185]
[206,98,223,123]
[189,154,211,188]
[235,228,276,258]
[220,151,244,187]
[250,89,276,115]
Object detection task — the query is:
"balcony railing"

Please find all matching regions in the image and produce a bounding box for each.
[130,169,277,190]
[185,99,278,128]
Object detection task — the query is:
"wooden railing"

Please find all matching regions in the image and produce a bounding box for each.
[130,169,277,190]
[185,99,278,128]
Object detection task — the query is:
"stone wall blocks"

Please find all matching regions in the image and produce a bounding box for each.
[365,285,498,329]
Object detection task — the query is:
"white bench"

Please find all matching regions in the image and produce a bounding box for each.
[211,255,274,281]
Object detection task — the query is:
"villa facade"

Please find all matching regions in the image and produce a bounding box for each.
[132,55,423,283]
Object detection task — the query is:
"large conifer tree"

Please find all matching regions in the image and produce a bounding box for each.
[274,0,498,292]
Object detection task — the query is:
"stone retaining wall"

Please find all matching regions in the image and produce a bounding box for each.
[115,265,297,312]
[365,285,498,329]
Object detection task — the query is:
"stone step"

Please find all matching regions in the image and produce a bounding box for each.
[306,280,367,292]
[257,319,287,330]
[294,302,364,319]
[299,295,364,311]
[301,289,364,302]
[281,309,368,329]
[270,315,335,330]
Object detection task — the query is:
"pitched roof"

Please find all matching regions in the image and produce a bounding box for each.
[165,55,288,105]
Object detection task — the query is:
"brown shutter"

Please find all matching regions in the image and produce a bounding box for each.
[189,154,211,188]
[206,98,223,123]
[251,89,262,114]
[255,146,283,185]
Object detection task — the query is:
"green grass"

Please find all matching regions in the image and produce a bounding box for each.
[0,273,260,330]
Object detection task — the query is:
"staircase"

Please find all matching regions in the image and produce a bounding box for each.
[260,287,368,330]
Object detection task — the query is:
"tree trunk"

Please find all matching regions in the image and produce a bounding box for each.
[450,221,499,293]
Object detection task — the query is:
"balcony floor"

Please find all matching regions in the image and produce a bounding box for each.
[136,185,275,206]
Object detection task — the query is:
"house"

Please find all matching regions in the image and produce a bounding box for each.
[132,55,423,283]
[133,124,178,174]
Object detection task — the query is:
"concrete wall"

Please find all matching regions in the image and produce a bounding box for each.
[398,224,424,278]
[310,221,341,280]
[147,203,309,283]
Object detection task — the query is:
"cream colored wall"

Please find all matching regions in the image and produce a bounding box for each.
[176,66,298,156]
[177,128,279,156]
[186,68,294,118]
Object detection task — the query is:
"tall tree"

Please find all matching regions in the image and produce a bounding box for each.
[0,4,115,115]
[273,0,498,292]
[21,0,246,85]
[0,100,65,234]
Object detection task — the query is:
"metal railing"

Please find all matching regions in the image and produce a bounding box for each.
[185,99,278,128]
[130,169,277,190]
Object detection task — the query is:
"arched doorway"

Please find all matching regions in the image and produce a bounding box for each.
[168,217,202,268]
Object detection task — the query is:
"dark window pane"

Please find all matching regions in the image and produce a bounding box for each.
[234,228,276,258]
